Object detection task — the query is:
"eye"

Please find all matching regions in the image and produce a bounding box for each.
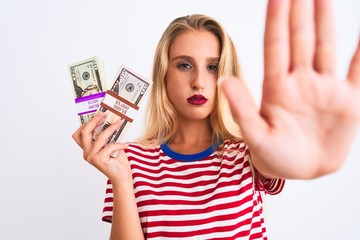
[207,64,218,73]
[177,62,192,71]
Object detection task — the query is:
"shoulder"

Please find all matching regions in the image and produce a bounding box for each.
[124,141,161,154]
[214,138,251,162]
[220,138,248,153]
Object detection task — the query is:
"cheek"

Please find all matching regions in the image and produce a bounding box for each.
[208,83,218,109]
[208,80,218,98]
[166,75,187,100]
[166,82,180,105]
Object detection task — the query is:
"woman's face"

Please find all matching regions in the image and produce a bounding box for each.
[165,30,220,123]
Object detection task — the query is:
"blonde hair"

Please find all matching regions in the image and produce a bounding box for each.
[139,14,244,145]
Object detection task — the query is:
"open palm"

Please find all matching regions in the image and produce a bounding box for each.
[221,0,360,179]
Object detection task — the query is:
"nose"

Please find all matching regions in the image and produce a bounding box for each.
[191,68,205,91]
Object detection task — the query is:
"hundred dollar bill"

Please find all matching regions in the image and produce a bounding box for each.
[68,56,106,124]
[92,65,151,144]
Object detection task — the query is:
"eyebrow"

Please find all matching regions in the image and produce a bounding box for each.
[170,55,220,63]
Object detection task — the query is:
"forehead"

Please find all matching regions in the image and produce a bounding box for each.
[169,30,221,59]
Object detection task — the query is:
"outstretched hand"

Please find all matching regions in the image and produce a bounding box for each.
[221,0,360,179]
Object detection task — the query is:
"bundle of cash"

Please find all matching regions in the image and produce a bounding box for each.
[92,65,151,144]
[69,56,106,124]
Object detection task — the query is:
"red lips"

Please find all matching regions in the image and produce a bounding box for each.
[187,94,208,105]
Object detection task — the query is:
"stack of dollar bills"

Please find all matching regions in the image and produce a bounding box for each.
[69,56,151,143]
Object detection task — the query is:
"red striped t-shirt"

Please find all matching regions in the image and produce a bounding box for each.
[102,139,285,239]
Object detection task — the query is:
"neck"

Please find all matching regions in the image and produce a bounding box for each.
[167,118,214,154]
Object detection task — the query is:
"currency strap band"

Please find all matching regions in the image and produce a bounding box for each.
[75,92,106,116]
[101,90,139,122]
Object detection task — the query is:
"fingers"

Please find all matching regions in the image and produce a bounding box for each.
[219,76,268,143]
[347,38,360,86]
[72,112,105,148]
[314,0,336,74]
[72,111,124,162]
[89,118,123,158]
[289,0,315,69]
[264,0,290,78]
[265,0,336,75]
[87,142,128,167]
[72,124,85,148]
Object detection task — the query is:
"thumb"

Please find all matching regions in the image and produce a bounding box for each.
[347,38,360,86]
[219,76,268,145]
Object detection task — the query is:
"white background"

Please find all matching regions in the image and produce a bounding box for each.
[0,0,359,239]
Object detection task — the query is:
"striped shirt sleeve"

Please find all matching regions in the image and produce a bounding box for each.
[245,144,285,195]
[102,179,113,223]
[253,167,285,195]
[262,177,285,195]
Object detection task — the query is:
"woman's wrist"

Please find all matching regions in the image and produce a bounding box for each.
[110,173,134,191]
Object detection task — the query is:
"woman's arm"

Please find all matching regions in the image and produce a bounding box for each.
[72,112,144,239]
[110,177,144,240]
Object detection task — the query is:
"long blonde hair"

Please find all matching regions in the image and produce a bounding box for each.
[139,14,244,145]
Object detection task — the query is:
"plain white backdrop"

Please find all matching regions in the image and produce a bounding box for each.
[0,0,359,239]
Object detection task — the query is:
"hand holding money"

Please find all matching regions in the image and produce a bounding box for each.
[69,56,151,143]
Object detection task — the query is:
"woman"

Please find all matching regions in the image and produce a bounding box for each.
[73,1,360,239]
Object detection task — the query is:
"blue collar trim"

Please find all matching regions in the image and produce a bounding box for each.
[160,138,222,162]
